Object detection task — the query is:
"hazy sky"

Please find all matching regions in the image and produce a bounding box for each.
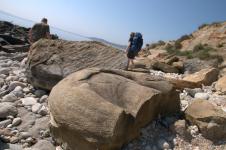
[0,0,226,44]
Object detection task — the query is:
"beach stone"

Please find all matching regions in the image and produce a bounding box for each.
[194,93,209,100]
[32,103,42,113]
[0,102,18,118]
[8,81,26,91]
[21,97,37,106]
[2,93,18,102]
[0,119,12,128]
[32,140,55,150]
[12,117,22,126]
[0,68,11,75]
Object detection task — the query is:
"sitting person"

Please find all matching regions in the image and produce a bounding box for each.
[29,18,51,43]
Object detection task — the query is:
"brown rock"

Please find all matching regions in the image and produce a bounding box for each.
[165,56,179,65]
[152,61,179,73]
[170,120,191,140]
[185,99,226,141]
[26,39,127,90]
[183,68,219,86]
[172,61,184,72]
[49,68,180,150]
[215,76,226,94]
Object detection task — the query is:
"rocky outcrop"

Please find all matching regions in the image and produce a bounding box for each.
[26,39,127,90]
[0,21,30,53]
[215,76,226,94]
[183,68,219,86]
[185,99,226,141]
[48,68,180,150]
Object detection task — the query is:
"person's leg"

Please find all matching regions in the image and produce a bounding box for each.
[126,59,130,70]
[130,59,134,69]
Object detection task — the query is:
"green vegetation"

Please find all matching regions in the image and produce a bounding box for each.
[165,43,223,63]
[176,34,193,43]
[198,21,222,30]
[148,40,165,49]
[198,23,209,30]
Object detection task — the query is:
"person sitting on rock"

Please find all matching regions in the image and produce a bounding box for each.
[126,32,143,70]
[29,18,51,43]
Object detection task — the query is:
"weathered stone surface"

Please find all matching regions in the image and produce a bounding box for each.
[49,68,180,150]
[170,120,192,140]
[21,97,37,106]
[26,39,127,90]
[32,140,55,150]
[185,99,226,141]
[215,76,226,94]
[0,102,18,118]
[183,68,219,86]
[152,61,179,73]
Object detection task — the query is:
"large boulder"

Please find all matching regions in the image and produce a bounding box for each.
[48,68,180,150]
[152,61,179,73]
[215,76,226,94]
[26,39,127,90]
[183,68,219,86]
[185,99,226,141]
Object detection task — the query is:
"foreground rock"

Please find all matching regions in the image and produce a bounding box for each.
[49,68,180,150]
[26,39,127,90]
[183,68,219,86]
[185,99,226,141]
[215,76,226,94]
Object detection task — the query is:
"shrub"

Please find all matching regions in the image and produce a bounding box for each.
[193,43,205,52]
[198,23,209,30]
[217,43,224,48]
[174,41,182,49]
[177,34,192,43]
[148,40,166,49]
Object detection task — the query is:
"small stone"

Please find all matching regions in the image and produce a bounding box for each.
[2,93,18,102]
[7,124,13,128]
[8,81,26,91]
[5,76,19,82]
[34,89,47,98]
[12,117,22,126]
[20,132,32,139]
[0,68,11,75]
[0,119,12,128]
[194,93,209,100]
[38,105,48,116]
[158,139,170,149]
[173,138,178,146]
[7,115,14,120]
[10,136,20,144]
[23,87,30,94]
[0,102,18,118]
[32,103,42,113]
[0,78,4,87]
[0,74,7,79]
[21,97,37,106]
[39,95,48,103]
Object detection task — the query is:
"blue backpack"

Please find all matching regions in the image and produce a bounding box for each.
[131,32,143,53]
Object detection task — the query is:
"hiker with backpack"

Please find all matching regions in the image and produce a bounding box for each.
[126,32,143,70]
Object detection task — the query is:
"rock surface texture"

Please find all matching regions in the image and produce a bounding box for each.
[48,68,180,150]
[26,39,127,90]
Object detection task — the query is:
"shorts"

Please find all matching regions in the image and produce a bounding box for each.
[127,50,136,59]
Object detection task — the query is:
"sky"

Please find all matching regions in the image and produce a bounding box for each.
[0,0,226,45]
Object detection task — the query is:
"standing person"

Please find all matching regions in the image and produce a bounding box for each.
[126,32,143,70]
[29,18,51,43]
[126,32,135,70]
